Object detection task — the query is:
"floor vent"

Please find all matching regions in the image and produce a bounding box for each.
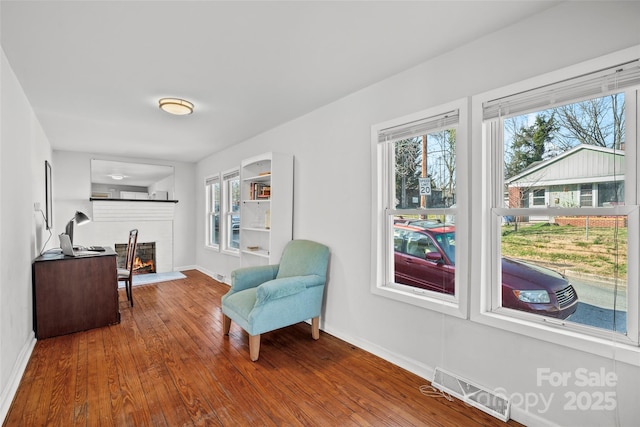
[431,367,510,422]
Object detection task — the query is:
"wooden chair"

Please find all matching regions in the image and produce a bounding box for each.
[117,229,138,306]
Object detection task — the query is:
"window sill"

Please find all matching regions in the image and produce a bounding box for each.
[372,283,466,319]
[471,309,640,366]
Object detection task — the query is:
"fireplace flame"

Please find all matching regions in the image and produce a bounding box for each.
[116,242,156,275]
[133,256,155,274]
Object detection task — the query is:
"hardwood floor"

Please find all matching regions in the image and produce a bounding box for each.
[4,270,522,426]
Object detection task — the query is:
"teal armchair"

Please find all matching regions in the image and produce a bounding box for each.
[222,240,330,361]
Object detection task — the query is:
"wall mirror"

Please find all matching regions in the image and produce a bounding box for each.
[90,159,175,200]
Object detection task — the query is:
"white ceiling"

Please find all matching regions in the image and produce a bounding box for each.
[1,1,559,163]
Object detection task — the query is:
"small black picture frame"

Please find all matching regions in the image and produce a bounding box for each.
[45,160,52,230]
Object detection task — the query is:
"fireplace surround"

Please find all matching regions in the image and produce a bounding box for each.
[85,200,175,273]
[115,242,156,275]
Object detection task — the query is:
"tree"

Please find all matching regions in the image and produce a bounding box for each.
[395,130,457,209]
[552,94,624,150]
[428,129,456,206]
[505,113,558,179]
[394,137,421,208]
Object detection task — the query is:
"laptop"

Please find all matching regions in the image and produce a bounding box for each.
[59,234,99,257]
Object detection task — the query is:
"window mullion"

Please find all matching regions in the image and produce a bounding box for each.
[221,169,240,253]
[489,119,503,209]
[205,176,221,249]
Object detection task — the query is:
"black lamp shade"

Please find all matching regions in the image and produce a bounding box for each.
[65,211,91,245]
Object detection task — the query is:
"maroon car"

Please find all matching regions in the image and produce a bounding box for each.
[394,224,578,319]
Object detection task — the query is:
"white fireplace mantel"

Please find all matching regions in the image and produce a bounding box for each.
[91,200,177,221]
[87,200,176,273]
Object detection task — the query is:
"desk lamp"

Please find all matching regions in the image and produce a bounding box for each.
[65,211,91,246]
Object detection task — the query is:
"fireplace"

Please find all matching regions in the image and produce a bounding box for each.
[115,242,156,275]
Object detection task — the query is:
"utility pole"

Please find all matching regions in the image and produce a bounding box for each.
[421,135,427,217]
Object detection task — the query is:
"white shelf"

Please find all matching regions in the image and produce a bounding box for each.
[242,173,271,183]
[239,152,293,268]
[241,249,270,258]
[242,227,270,232]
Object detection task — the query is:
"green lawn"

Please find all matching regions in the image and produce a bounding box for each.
[501,223,627,280]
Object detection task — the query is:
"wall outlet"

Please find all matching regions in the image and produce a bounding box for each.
[34,202,41,211]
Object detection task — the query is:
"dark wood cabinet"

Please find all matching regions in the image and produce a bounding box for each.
[33,249,120,339]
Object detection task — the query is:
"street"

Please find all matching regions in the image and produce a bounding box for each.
[567,276,627,333]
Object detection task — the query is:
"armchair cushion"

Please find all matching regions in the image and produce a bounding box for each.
[276,240,330,279]
[228,264,279,294]
[222,288,257,333]
[255,274,325,305]
[221,239,330,360]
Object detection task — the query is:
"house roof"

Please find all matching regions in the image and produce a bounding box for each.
[506,144,625,187]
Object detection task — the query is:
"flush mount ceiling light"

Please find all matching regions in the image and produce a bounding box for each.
[109,174,126,180]
[158,98,194,115]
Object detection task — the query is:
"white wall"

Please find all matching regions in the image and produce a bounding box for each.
[0,48,198,420]
[195,3,640,426]
[0,47,49,421]
[2,2,639,426]
[52,151,197,271]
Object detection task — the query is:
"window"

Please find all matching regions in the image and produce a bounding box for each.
[598,181,624,207]
[479,54,640,348]
[222,169,240,254]
[205,174,221,249]
[372,99,467,317]
[532,189,545,206]
[580,184,593,207]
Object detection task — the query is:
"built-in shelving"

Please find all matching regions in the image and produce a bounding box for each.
[239,152,293,267]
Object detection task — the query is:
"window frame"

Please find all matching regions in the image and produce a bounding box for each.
[204,173,221,251]
[221,168,241,256]
[531,188,545,206]
[579,183,593,207]
[472,47,640,364]
[371,98,469,318]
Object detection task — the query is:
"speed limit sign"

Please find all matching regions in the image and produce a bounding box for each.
[419,178,431,195]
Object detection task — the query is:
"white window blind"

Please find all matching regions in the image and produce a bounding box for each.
[483,60,640,120]
[223,170,239,181]
[377,110,459,143]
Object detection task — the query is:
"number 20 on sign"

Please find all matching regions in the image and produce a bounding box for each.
[419,178,431,195]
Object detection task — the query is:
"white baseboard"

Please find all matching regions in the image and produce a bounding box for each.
[0,333,36,424]
[194,266,231,285]
[320,321,435,383]
[318,323,554,426]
